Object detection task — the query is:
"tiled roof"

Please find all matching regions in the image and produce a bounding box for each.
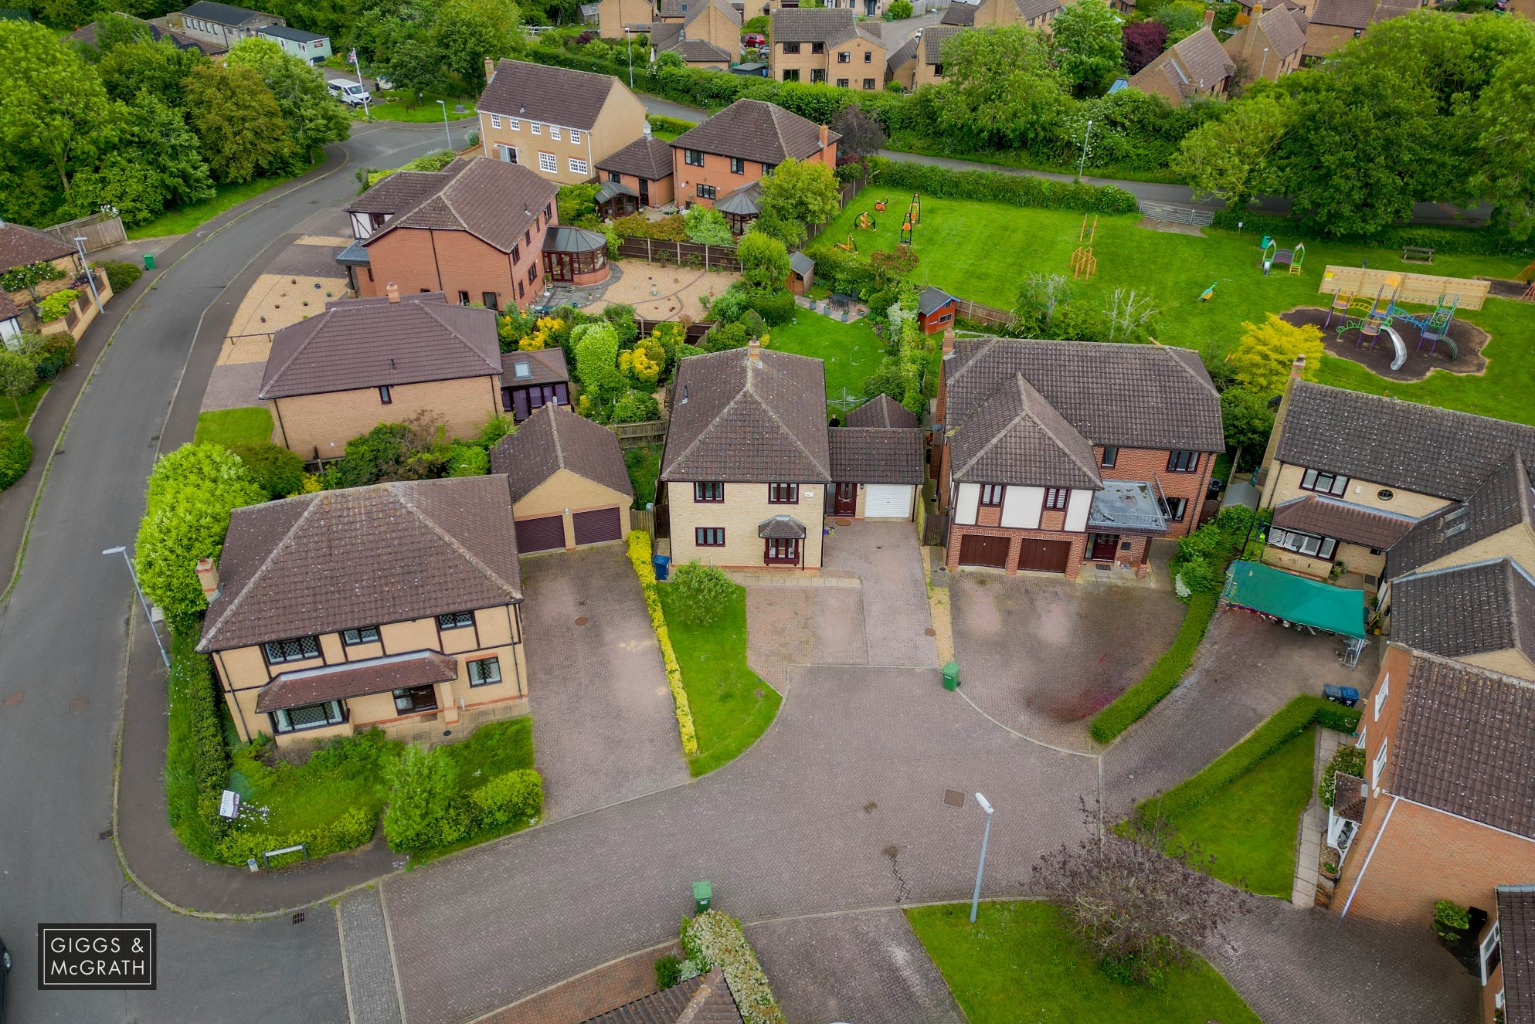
[685,0,742,27]
[255,651,459,712]
[1497,885,1535,1024]
[258,294,500,399]
[886,33,919,68]
[1015,0,1063,17]
[1387,650,1535,839]
[197,476,523,653]
[1386,455,1535,579]
[0,292,20,322]
[1270,494,1416,550]
[259,23,326,42]
[70,15,224,53]
[1276,381,1535,501]
[846,393,918,429]
[597,136,677,180]
[1391,560,1535,670]
[660,347,831,483]
[365,158,559,257]
[829,427,924,484]
[348,170,458,216]
[1129,26,1235,97]
[651,24,735,63]
[922,24,963,63]
[771,8,867,45]
[490,404,633,504]
[1250,3,1305,55]
[181,0,267,24]
[759,514,806,539]
[478,59,621,129]
[940,3,977,24]
[1309,0,1375,27]
[1333,772,1367,823]
[671,99,838,166]
[580,967,742,1024]
[500,347,570,388]
[0,222,74,273]
[949,372,1102,489]
[944,338,1224,451]
[918,285,954,316]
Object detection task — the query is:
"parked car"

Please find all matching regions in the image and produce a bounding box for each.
[326,78,371,106]
[374,74,395,91]
[742,31,766,45]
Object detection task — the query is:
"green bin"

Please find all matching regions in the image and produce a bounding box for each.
[693,880,712,913]
[143,253,155,270]
[942,661,960,691]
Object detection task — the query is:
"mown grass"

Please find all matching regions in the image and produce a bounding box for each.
[194,407,273,446]
[0,381,51,425]
[361,91,477,124]
[768,309,886,407]
[128,171,309,239]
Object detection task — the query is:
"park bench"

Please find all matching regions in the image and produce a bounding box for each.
[1402,246,1435,263]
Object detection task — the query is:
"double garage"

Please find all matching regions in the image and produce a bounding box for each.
[956,533,1074,574]
[514,507,626,552]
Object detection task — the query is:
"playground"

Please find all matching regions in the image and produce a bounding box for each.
[1281,306,1489,382]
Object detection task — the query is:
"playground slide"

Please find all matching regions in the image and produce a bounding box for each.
[1382,325,1408,372]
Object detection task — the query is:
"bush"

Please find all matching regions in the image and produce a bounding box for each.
[613,211,689,241]
[685,205,734,245]
[227,441,304,498]
[867,157,1139,215]
[23,332,75,383]
[748,289,797,326]
[648,113,697,136]
[165,636,231,860]
[37,288,79,323]
[613,389,661,423]
[215,806,377,863]
[1089,592,1218,743]
[382,744,466,853]
[682,911,786,1024]
[445,443,490,476]
[469,768,543,830]
[1434,900,1471,941]
[629,530,700,757]
[558,182,600,228]
[0,424,31,490]
[668,561,735,625]
[1318,743,1366,807]
[102,260,143,293]
[655,953,684,989]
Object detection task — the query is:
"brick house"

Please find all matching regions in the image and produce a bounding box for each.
[936,338,1223,579]
[1332,645,1535,930]
[660,341,831,569]
[341,157,561,312]
[669,99,838,211]
[476,59,649,185]
[769,9,886,90]
[892,25,963,89]
[649,0,743,69]
[596,134,678,211]
[1127,18,1236,103]
[196,476,529,750]
[596,0,657,38]
[939,0,1064,29]
[258,290,502,461]
[1479,885,1535,1024]
[1222,0,1306,86]
[490,404,633,552]
[1302,0,1420,60]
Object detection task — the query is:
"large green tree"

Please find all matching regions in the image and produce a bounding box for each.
[1170,94,1290,211]
[930,26,1070,151]
[227,38,350,168]
[572,322,622,418]
[755,157,840,247]
[736,230,791,295]
[98,37,207,105]
[67,92,214,224]
[377,37,450,105]
[433,0,521,92]
[0,21,112,192]
[1471,60,1535,240]
[1051,0,1123,95]
[183,63,294,183]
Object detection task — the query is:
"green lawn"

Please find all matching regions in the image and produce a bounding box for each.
[624,444,661,508]
[769,309,886,408]
[907,901,1261,1024]
[129,172,310,239]
[658,582,781,777]
[438,717,535,785]
[362,92,477,124]
[1160,725,1316,897]
[811,191,1535,423]
[195,407,273,446]
[0,382,51,425]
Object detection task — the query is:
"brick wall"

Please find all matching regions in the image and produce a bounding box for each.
[666,480,826,568]
[1095,445,1211,540]
[945,523,1088,578]
[674,142,836,209]
[270,375,501,460]
[362,217,555,311]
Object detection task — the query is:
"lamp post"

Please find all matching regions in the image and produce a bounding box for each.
[969,792,995,923]
[73,236,103,314]
[1259,46,1269,80]
[1076,119,1093,182]
[102,546,169,668]
[436,99,453,152]
[625,29,636,89]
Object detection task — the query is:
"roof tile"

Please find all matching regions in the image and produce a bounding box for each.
[364,158,559,256]
[490,404,633,504]
[829,427,924,484]
[949,372,1103,489]
[0,222,75,273]
[1391,560,1535,670]
[671,99,838,166]
[597,136,677,180]
[1271,494,1416,550]
[846,393,918,429]
[1497,885,1535,1024]
[478,59,622,129]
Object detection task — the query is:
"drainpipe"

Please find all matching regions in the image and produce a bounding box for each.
[1340,794,1398,918]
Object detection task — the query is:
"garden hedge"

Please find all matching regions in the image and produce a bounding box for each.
[102,260,142,293]
[628,530,700,757]
[1137,695,1362,824]
[1211,209,1535,258]
[165,635,232,860]
[0,424,32,490]
[682,911,786,1024]
[1089,592,1218,744]
[216,806,377,864]
[867,158,1140,216]
[647,113,696,135]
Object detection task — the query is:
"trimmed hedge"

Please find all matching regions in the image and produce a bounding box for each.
[165,634,231,860]
[216,806,377,864]
[102,260,143,293]
[648,113,696,135]
[867,157,1139,216]
[682,911,786,1024]
[1089,592,1218,744]
[0,424,31,490]
[629,530,700,757]
[1138,695,1362,824]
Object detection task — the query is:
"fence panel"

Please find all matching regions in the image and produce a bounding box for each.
[616,237,742,272]
[953,298,1012,328]
[43,212,127,253]
[629,507,655,536]
[610,419,667,449]
[636,317,713,343]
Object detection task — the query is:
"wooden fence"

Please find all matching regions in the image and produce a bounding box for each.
[629,507,655,536]
[954,298,1012,329]
[637,316,713,343]
[617,237,742,272]
[43,211,127,253]
[611,419,667,449]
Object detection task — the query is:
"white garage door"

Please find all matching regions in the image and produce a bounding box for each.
[864,484,913,520]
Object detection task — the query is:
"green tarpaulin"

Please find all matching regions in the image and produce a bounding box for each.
[1221,560,1366,639]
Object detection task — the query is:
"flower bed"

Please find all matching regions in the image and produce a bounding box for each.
[628,530,699,757]
[681,910,785,1024]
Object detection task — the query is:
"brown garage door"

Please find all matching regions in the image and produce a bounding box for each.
[958,533,1010,568]
[1016,539,1071,573]
[572,506,623,545]
[515,514,565,552]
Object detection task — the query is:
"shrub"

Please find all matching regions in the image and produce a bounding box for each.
[382,744,466,853]
[37,288,80,323]
[470,768,543,830]
[558,182,600,228]
[629,530,699,757]
[613,212,689,241]
[668,561,735,625]
[682,911,786,1024]
[0,424,31,490]
[748,289,797,326]
[648,113,697,135]
[1434,900,1471,941]
[1089,592,1218,743]
[227,441,304,498]
[23,332,75,383]
[165,636,231,860]
[216,806,377,863]
[602,303,640,344]
[866,157,1139,215]
[613,389,661,423]
[1318,743,1366,807]
[685,205,734,246]
[102,260,143,293]
[655,954,684,989]
[445,443,490,476]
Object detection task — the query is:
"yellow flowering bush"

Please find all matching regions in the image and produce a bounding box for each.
[627,531,699,757]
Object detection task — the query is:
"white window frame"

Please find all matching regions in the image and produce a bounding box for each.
[1301,467,1349,497]
[1481,921,1501,984]
[569,158,589,175]
[509,117,521,131]
[1372,736,1389,788]
[490,114,503,129]
[531,121,543,135]
[570,129,582,144]
[1373,672,1389,722]
[538,151,558,174]
[272,700,344,733]
[550,125,562,140]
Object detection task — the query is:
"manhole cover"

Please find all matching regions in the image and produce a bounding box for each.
[574,616,588,626]
[3,692,21,706]
[924,627,936,636]
[943,790,965,807]
[68,697,89,712]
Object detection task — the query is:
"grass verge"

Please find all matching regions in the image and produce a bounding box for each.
[658,582,781,777]
[361,92,477,123]
[194,407,273,446]
[769,310,886,408]
[1090,592,1218,743]
[0,382,51,425]
[907,901,1261,1024]
[128,169,312,239]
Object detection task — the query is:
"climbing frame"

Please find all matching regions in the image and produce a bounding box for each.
[1318,266,1490,310]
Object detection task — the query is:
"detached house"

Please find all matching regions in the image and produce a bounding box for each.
[1222,0,1306,85]
[1126,16,1235,103]
[670,99,839,213]
[1302,0,1420,59]
[936,338,1223,578]
[660,341,832,570]
[939,0,1064,29]
[650,0,744,69]
[167,1,283,48]
[477,59,649,185]
[770,9,886,89]
[0,221,110,343]
[197,476,529,749]
[596,133,678,212]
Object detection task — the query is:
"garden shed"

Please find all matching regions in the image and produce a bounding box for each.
[787,251,815,295]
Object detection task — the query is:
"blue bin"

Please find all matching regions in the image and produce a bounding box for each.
[653,555,671,581]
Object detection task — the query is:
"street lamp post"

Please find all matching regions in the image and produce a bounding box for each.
[625,29,635,89]
[73,236,103,314]
[1076,119,1093,182]
[1259,47,1269,80]
[969,792,995,923]
[102,546,169,668]
[436,99,453,153]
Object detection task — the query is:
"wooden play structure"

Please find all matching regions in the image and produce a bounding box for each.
[1070,215,1098,281]
[836,234,858,253]
[1324,272,1463,370]
[898,193,921,247]
[1318,266,1490,310]
[1261,236,1306,276]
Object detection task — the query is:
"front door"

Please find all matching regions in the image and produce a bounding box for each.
[834,482,858,517]
[639,178,650,206]
[393,685,438,715]
[1090,533,1120,561]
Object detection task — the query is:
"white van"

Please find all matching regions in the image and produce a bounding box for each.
[326,79,371,106]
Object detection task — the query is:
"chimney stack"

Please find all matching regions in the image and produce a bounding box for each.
[386,281,400,303]
[1203,5,1214,23]
[195,558,220,602]
[1290,354,1306,380]
[748,337,762,366]
[485,57,496,84]
[818,123,829,149]
[942,326,955,358]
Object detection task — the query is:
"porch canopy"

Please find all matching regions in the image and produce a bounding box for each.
[1221,560,1366,638]
[758,515,806,539]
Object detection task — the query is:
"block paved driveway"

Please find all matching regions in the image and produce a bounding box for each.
[520,545,688,820]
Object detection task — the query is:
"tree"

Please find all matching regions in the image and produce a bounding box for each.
[930,26,1070,152]
[1170,95,1290,211]
[0,352,38,417]
[668,562,735,625]
[886,0,912,17]
[382,744,466,852]
[433,0,521,93]
[1102,287,1158,344]
[831,104,888,159]
[755,157,841,246]
[377,37,449,107]
[98,38,208,105]
[227,38,350,168]
[1219,387,1275,472]
[227,441,306,498]
[0,21,112,192]
[67,92,215,225]
[1011,272,1072,336]
[1033,802,1249,985]
[78,12,154,61]
[1121,19,1166,74]
[1471,59,1535,240]
[184,63,294,183]
[683,205,733,246]
[322,416,448,488]
[572,322,622,418]
[1153,0,1203,44]
[1,261,67,303]
[133,443,266,630]
[736,230,791,294]
[1052,0,1124,95]
[1229,314,1324,395]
